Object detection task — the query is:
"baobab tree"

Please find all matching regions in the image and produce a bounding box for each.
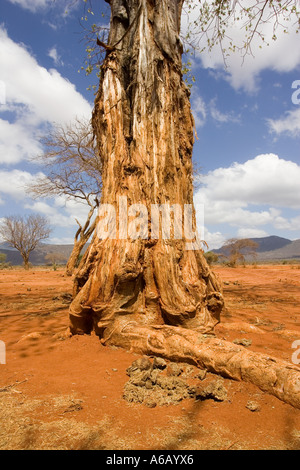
[69,0,300,408]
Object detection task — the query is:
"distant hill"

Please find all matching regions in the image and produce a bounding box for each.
[213,236,300,261]
[250,235,292,252]
[0,243,76,266]
[1,236,299,266]
[256,239,300,260]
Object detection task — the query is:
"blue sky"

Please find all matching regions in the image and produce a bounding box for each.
[0,0,299,249]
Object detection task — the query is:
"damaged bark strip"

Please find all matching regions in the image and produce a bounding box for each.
[102,319,300,409]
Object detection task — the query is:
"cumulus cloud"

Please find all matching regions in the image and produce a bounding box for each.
[267,108,300,137]
[7,0,80,15]
[24,200,77,228]
[0,27,91,125]
[0,26,92,165]
[209,97,240,124]
[202,229,226,251]
[0,167,93,232]
[197,154,300,210]
[194,154,300,246]
[0,169,44,199]
[237,228,269,239]
[191,93,207,128]
[0,119,43,164]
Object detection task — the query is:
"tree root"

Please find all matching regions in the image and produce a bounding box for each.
[101,318,300,409]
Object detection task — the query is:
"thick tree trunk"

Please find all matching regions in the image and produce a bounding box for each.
[69,0,224,336]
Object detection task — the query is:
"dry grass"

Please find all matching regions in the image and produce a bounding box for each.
[0,391,133,450]
[0,388,257,450]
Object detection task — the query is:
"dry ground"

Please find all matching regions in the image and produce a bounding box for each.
[0,264,300,450]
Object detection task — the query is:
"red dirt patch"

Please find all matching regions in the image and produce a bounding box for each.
[0,265,300,450]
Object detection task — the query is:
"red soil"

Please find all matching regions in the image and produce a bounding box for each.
[0,264,299,450]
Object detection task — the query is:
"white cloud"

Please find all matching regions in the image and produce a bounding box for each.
[0,169,44,199]
[190,91,241,130]
[0,119,43,164]
[191,92,207,128]
[48,236,75,245]
[237,228,269,239]
[7,0,80,15]
[209,97,240,124]
[0,26,92,165]
[48,47,63,66]
[24,200,76,227]
[0,27,91,125]
[267,108,300,137]
[7,0,51,12]
[202,229,226,251]
[0,167,94,234]
[194,154,300,241]
[197,154,300,210]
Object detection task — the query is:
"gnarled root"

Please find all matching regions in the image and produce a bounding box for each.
[101,317,300,409]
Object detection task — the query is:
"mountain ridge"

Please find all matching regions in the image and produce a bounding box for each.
[212,235,300,261]
[1,236,299,266]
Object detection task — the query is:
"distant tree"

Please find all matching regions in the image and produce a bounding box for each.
[204,251,219,266]
[0,215,51,270]
[0,252,11,270]
[45,252,67,271]
[221,238,259,267]
[26,118,102,276]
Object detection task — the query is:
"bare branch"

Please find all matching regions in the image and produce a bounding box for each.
[182,0,300,62]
